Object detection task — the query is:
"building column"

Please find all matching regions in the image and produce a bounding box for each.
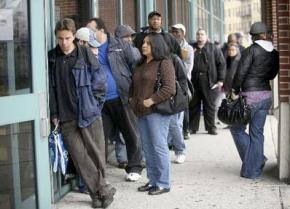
[276,0,290,181]
[279,103,290,181]
[90,0,98,17]
[208,0,213,41]
[190,0,197,41]
[220,0,225,42]
[117,0,123,25]
[145,0,155,17]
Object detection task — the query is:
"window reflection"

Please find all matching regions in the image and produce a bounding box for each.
[0,0,31,97]
[0,121,37,209]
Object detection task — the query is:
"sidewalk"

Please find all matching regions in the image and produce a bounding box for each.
[53,116,290,209]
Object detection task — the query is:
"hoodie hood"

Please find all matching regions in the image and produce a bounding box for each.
[255,40,274,52]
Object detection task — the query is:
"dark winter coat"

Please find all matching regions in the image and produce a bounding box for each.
[232,42,279,93]
[48,44,107,128]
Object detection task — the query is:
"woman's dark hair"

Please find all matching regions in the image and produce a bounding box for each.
[87,18,108,34]
[144,33,170,61]
[251,33,267,42]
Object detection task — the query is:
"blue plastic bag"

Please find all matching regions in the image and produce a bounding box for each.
[48,126,68,175]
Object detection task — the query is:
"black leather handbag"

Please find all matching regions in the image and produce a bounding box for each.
[152,61,188,115]
[217,95,251,125]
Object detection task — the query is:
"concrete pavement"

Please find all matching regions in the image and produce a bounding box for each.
[53,116,290,209]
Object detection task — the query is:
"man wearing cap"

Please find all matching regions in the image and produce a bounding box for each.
[230,22,279,179]
[48,18,115,208]
[86,18,144,182]
[75,27,101,56]
[133,11,181,56]
[189,28,226,135]
[171,23,194,140]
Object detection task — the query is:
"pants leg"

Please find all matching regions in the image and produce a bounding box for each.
[189,89,202,132]
[114,133,128,163]
[230,124,250,161]
[138,113,172,188]
[183,107,190,132]
[242,98,272,178]
[102,98,143,174]
[167,112,186,155]
[200,83,217,131]
[61,119,106,196]
[138,116,156,186]
[102,104,117,161]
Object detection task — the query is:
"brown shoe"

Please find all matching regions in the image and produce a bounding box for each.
[100,185,116,208]
[91,196,102,208]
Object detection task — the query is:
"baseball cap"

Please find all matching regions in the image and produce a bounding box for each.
[115,25,136,38]
[75,27,101,48]
[148,11,162,19]
[250,22,268,35]
[171,23,186,35]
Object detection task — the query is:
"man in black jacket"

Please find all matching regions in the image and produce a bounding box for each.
[133,11,181,56]
[189,28,226,135]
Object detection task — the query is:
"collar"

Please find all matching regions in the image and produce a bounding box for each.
[56,44,77,58]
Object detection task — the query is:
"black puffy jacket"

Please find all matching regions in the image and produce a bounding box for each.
[232,42,279,93]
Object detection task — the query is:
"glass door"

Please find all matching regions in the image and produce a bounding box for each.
[0,1,51,209]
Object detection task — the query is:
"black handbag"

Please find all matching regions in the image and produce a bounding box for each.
[152,61,188,115]
[217,95,251,125]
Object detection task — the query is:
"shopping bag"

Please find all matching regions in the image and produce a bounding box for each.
[48,125,69,175]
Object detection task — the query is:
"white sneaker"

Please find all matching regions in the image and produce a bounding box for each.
[174,154,186,164]
[126,172,141,182]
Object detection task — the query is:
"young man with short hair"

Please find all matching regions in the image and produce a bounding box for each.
[48,18,115,208]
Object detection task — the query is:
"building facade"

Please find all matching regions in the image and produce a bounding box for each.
[224,0,261,45]
[261,0,290,182]
[0,1,224,209]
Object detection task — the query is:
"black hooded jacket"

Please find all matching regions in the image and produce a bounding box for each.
[232,42,279,93]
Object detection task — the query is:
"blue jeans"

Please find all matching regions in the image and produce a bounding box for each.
[230,98,272,178]
[167,112,186,155]
[138,113,172,189]
[114,133,128,163]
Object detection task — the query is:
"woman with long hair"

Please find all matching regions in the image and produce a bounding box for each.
[129,33,176,195]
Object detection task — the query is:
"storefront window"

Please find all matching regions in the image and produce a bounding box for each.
[213,0,221,18]
[197,0,209,10]
[197,8,209,33]
[0,0,31,97]
[0,121,37,209]
[213,18,222,42]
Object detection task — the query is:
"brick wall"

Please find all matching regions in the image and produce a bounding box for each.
[276,0,290,102]
[54,0,90,28]
[123,0,136,31]
[55,0,78,22]
[98,0,117,34]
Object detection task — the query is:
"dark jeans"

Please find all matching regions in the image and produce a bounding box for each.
[61,118,107,196]
[183,107,190,132]
[102,98,143,174]
[230,98,272,178]
[189,73,217,132]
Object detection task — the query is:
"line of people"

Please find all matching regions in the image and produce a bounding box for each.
[48,10,279,209]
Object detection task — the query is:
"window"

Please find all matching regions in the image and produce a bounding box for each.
[0,0,32,96]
